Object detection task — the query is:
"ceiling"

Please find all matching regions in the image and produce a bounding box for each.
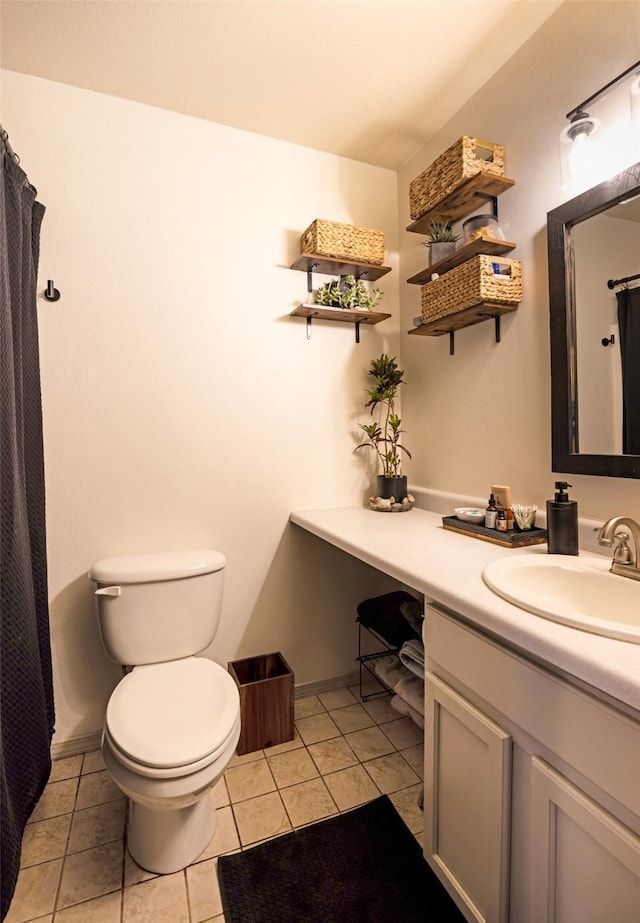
[0,0,563,170]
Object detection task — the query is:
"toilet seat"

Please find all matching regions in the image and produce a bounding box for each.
[106,657,240,777]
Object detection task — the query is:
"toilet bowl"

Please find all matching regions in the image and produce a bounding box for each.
[89,550,241,874]
[102,657,240,873]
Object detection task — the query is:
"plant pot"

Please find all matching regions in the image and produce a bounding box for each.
[376,475,408,501]
[429,241,456,265]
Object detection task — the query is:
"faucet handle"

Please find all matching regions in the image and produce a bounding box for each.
[612,531,633,565]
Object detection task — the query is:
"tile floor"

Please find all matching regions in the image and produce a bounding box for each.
[6,682,424,923]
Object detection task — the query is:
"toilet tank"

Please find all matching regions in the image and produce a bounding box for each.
[89,550,226,665]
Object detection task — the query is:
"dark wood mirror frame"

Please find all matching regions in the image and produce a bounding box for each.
[547,160,640,479]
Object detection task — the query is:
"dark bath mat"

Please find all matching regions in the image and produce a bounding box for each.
[217,795,466,922]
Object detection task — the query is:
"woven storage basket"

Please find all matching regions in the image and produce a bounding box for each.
[410,137,505,221]
[421,255,522,323]
[300,219,384,265]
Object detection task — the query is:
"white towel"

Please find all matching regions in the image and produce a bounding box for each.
[374,654,414,689]
[399,639,425,679]
[395,674,424,717]
[390,694,425,729]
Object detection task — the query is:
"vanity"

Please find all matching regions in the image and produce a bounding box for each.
[290,506,640,923]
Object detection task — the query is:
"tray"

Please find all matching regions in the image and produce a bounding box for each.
[442,516,547,548]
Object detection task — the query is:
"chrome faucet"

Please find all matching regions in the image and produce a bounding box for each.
[597,517,640,582]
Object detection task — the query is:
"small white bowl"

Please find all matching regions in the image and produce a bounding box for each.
[454,507,485,524]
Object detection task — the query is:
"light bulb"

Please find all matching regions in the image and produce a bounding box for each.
[559,116,603,194]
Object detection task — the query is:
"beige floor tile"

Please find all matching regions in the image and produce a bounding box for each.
[50,755,83,783]
[212,777,229,809]
[379,716,424,749]
[363,752,420,794]
[82,750,107,775]
[122,872,189,923]
[197,806,240,861]
[349,679,387,700]
[186,857,223,922]
[4,858,62,923]
[328,703,375,734]
[307,737,359,775]
[124,852,158,888]
[67,798,127,853]
[224,758,275,803]
[57,840,124,909]
[344,725,396,761]
[75,770,122,810]
[401,743,424,778]
[280,777,338,827]
[318,688,358,710]
[28,778,78,824]
[20,813,71,867]
[226,749,264,769]
[232,791,291,846]
[294,695,325,719]
[295,712,340,745]
[361,695,398,725]
[323,765,380,811]
[389,784,424,835]
[55,890,122,923]
[266,747,318,789]
[262,731,304,757]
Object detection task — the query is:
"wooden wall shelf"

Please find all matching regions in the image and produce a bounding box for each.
[409,302,517,336]
[406,174,515,233]
[290,304,391,342]
[290,254,391,281]
[407,238,516,285]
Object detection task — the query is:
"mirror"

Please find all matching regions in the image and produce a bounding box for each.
[547,161,640,478]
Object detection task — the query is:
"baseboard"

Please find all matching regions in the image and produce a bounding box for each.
[294,670,361,699]
[51,730,103,761]
[49,672,363,760]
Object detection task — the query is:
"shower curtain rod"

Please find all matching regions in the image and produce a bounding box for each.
[607,272,640,289]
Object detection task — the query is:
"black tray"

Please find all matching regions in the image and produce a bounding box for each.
[442,516,547,548]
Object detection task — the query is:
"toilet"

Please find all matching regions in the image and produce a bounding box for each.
[89,549,241,874]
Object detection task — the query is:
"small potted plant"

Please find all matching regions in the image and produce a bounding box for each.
[315,274,383,311]
[422,221,460,265]
[356,354,412,509]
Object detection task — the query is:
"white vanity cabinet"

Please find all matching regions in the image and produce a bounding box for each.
[423,603,640,923]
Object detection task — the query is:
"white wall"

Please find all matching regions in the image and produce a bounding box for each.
[399,0,640,520]
[2,71,401,747]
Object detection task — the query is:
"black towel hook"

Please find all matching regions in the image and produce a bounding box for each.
[43,280,60,302]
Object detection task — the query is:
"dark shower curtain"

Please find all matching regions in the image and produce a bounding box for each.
[1,132,55,920]
[617,287,640,455]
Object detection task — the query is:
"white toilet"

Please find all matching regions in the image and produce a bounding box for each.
[89,549,241,874]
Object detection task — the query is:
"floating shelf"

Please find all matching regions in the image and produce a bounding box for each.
[406,174,515,234]
[290,254,391,281]
[407,238,516,285]
[291,304,391,343]
[409,302,517,336]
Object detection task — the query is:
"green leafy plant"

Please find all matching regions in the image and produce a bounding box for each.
[355,354,411,478]
[422,221,460,244]
[315,275,383,311]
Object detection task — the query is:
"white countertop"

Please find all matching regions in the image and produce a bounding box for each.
[290,506,640,714]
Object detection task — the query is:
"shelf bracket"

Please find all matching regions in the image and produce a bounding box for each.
[306,263,319,294]
[477,313,502,344]
[355,321,361,344]
[449,331,455,355]
[306,312,319,339]
[473,192,498,218]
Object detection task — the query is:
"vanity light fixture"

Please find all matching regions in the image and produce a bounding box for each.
[560,59,640,192]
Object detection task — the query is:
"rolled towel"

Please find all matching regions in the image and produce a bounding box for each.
[399,638,425,679]
[395,674,424,717]
[374,654,414,690]
[390,694,425,729]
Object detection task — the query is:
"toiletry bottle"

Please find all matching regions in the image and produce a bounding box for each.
[496,509,507,532]
[492,484,514,530]
[485,493,498,529]
[546,482,579,555]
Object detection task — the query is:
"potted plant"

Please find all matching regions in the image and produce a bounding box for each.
[422,221,460,265]
[315,274,383,311]
[356,354,412,507]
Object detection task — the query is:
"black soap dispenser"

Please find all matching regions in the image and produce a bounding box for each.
[546,482,579,555]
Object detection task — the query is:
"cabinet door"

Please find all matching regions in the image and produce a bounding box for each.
[424,672,512,923]
[531,757,640,923]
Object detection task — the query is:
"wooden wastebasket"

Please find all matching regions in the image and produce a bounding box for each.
[228,652,295,755]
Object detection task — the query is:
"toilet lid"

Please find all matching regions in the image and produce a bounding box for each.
[106,658,240,769]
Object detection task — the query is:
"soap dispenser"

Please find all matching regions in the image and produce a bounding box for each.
[546,482,579,555]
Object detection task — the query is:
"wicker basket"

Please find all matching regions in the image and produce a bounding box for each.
[300,219,384,265]
[410,137,505,221]
[421,256,522,322]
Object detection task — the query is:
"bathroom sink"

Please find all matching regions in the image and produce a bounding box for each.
[483,553,640,644]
